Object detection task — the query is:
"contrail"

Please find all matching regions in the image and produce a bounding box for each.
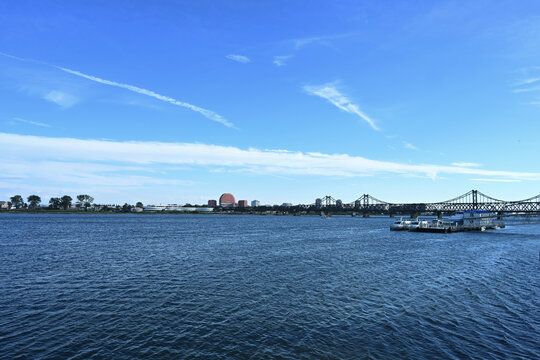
[304,83,379,131]
[0,51,234,128]
[56,67,234,128]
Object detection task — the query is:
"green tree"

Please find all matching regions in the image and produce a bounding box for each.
[122,203,133,212]
[49,197,61,209]
[76,194,94,210]
[136,202,144,208]
[27,195,41,209]
[10,195,24,209]
[60,195,72,210]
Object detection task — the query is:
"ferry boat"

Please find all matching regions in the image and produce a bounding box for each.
[413,219,457,233]
[390,218,409,230]
[407,219,422,230]
[389,211,505,233]
[390,217,423,230]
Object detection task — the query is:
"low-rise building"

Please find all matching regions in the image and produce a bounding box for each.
[208,199,217,207]
[251,200,260,207]
[219,193,236,207]
[143,204,213,212]
[462,210,494,229]
[281,203,293,207]
[0,201,9,210]
[238,200,249,208]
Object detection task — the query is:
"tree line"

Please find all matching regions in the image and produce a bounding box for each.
[7,194,94,210]
[5,194,145,212]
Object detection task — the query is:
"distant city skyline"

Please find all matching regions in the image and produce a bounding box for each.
[1,1,540,204]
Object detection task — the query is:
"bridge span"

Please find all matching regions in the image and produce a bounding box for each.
[314,190,540,214]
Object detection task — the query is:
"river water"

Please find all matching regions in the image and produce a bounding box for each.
[0,213,538,359]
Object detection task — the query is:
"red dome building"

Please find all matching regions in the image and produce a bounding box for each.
[219,193,236,207]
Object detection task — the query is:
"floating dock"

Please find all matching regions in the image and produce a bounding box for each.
[390,211,505,233]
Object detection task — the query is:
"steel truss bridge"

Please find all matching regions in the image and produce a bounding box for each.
[313,190,540,214]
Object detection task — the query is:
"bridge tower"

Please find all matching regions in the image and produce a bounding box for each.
[472,190,478,210]
[362,194,370,217]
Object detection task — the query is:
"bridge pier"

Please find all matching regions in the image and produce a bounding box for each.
[363,212,370,218]
[389,213,395,218]
[437,211,443,219]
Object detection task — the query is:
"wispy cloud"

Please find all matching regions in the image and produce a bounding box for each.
[470,178,521,183]
[43,90,78,108]
[512,67,540,94]
[303,83,379,130]
[452,162,481,167]
[57,67,234,128]
[1,160,194,187]
[291,32,359,49]
[512,86,540,93]
[403,142,418,150]
[273,55,293,67]
[0,52,234,128]
[2,132,539,182]
[513,77,540,86]
[12,117,50,127]
[226,54,250,64]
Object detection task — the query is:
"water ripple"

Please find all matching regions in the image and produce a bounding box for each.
[0,213,538,359]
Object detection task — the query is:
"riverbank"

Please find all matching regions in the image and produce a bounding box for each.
[0,209,394,216]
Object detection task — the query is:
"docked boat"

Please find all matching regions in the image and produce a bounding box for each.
[407,219,421,230]
[413,219,457,233]
[390,218,411,231]
[390,211,505,233]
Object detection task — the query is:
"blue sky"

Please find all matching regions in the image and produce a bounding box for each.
[1,0,540,205]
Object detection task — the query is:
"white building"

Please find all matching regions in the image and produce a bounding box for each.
[462,211,494,229]
[143,204,213,212]
[0,201,9,210]
[281,203,293,207]
[251,200,260,207]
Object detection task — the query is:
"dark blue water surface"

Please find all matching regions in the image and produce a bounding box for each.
[0,213,538,359]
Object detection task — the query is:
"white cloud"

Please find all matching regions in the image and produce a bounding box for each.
[291,32,359,49]
[273,55,293,67]
[13,117,51,127]
[512,68,540,94]
[1,132,539,182]
[470,178,521,183]
[226,54,250,63]
[403,142,418,150]
[452,162,481,167]
[513,77,540,86]
[56,66,234,128]
[1,51,233,127]
[2,160,193,187]
[303,83,379,130]
[512,86,540,93]
[43,90,78,108]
